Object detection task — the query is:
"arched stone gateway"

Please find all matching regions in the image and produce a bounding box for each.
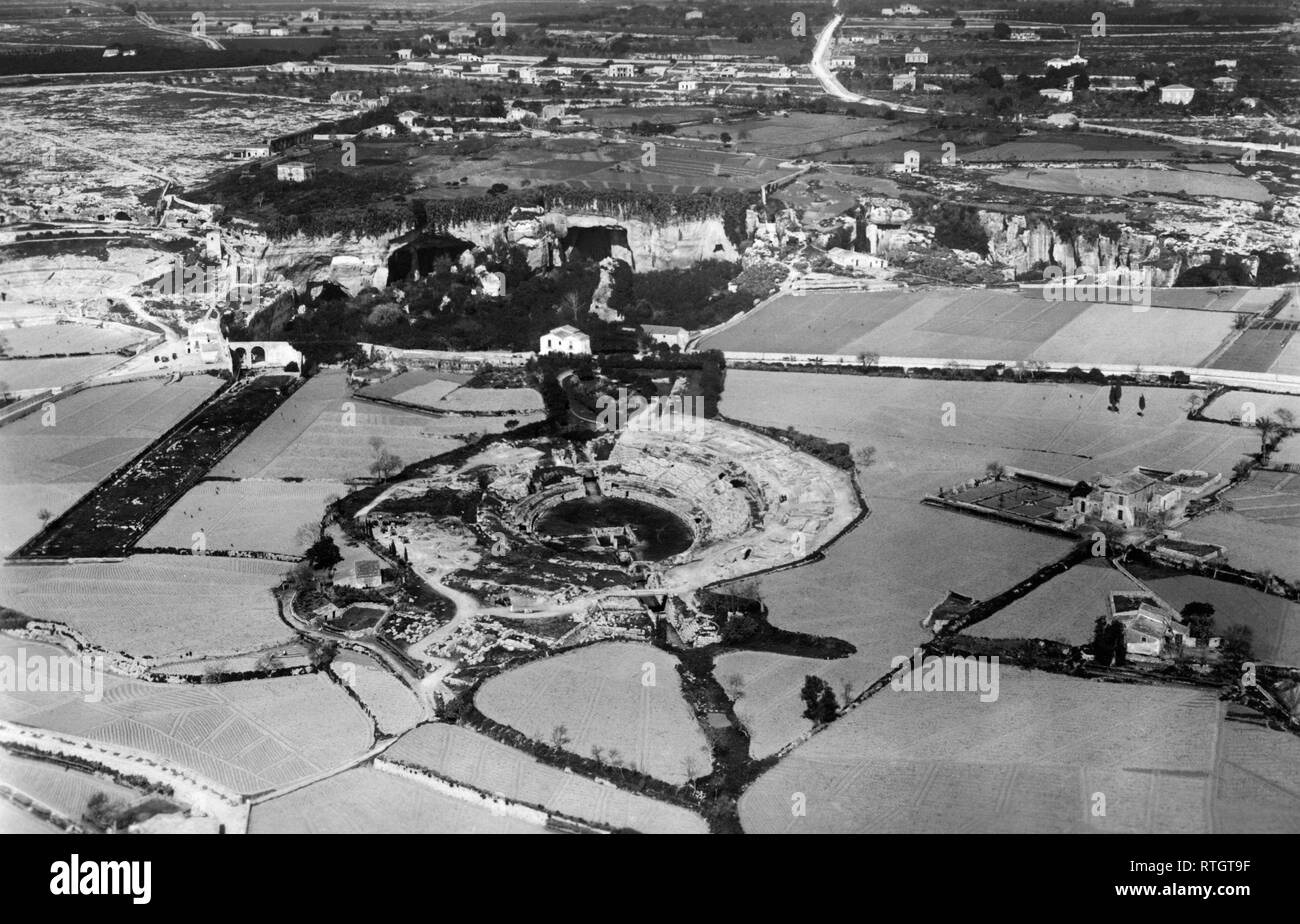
[251,345,266,364]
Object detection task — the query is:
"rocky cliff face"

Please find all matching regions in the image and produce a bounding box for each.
[229,227,409,299]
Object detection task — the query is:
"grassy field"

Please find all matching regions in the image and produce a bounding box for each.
[1126,565,1300,666]
[700,288,1237,368]
[0,323,145,357]
[209,370,513,481]
[739,668,1224,833]
[386,723,708,833]
[710,371,1255,756]
[962,136,1176,162]
[0,637,372,795]
[0,799,60,833]
[1212,329,1297,375]
[962,559,1142,646]
[1268,334,1300,378]
[0,375,223,555]
[0,555,291,660]
[139,479,348,555]
[475,641,712,784]
[248,766,548,834]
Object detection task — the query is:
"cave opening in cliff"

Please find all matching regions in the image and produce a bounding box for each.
[387,235,475,283]
[562,225,629,264]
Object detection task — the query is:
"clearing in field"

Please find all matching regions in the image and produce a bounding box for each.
[474,641,712,784]
[0,375,223,555]
[0,637,372,795]
[139,479,348,555]
[248,766,547,834]
[0,555,291,660]
[740,668,1225,833]
[386,724,707,833]
[1201,390,1300,426]
[210,370,517,481]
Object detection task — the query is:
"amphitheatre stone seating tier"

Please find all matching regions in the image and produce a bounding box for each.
[510,478,587,529]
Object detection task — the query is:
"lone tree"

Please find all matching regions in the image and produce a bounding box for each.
[36,508,52,526]
[1091,615,1114,666]
[549,724,572,750]
[800,675,838,723]
[1138,394,1146,416]
[305,638,337,670]
[1108,382,1123,412]
[855,445,878,469]
[305,535,343,571]
[369,445,403,480]
[1256,416,1279,460]
[1104,620,1128,666]
[1181,601,1216,639]
[986,460,1006,481]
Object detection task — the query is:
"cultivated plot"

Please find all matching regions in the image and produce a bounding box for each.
[248,767,548,834]
[0,355,128,392]
[330,651,422,737]
[1213,704,1300,832]
[386,723,708,833]
[0,323,145,357]
[0,375,223,555]
[0,749,142,824]
[139,479,348,555]
[0,555,290,660]
[475,641,712,784]
[0,637,372,795]
[210,371,512,481]
[740,669,1225,833]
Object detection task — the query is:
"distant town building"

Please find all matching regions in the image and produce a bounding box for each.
[1160,83,1195,105]
[685,9,704,20]
[301,7,321,22]
[449,25,478,45]
[1211,75,1238,92]
[1010,29,1039,41]
[1039,87,1073,104]
[607,62,636,77]
[641,324,690,350]
[830,54,856,69]
[892,70,917,91]
[540,325,591,355]
[226,22,253,34]
[330,89,364,104]
[1215,58,1237,68]
[457,52,482,63]
[904,46,928,64]
[363,123,397,138]
[233,144,271,160]
[677,78,699,92]
[276,161,315,183]
[897,149,920,173]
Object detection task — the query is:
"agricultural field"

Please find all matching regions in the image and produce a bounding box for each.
[1269,335,1300,378]
[0,637,373,795]
[249,766,549,834]
[1214,469,1300,529]
[1212,704,1300,833]
[675,111,920,160]
[0,749,142,825]
[362,368,544,415]
[1125,565,1300,666]
[474,641,712,784]
[0,555,291,660]
[700,287,1238,368]
[0,798,60,834]
[1200,390,1300,425]
[139,479,348,555]
[1182,512,1300,584]
[0,355,128,392]
[1211,328,1298,375]
[739,668,1225,833]
[0,322,146,357]
[962,135,1177,163]
[386,724,708,833]
[961,559,1143,647]
[710,371,1254,755]
[210,370,513,481]
[330,651,422,737]
[0,375,223,555]
[992,165,1271,203]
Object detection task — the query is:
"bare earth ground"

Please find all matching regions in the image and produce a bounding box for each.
[386,723,708,833]
[474,641,712,784]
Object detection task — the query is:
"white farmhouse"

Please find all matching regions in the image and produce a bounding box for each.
[904,46,928,64]
[540,325,591,355]
[1160,83,1195,105]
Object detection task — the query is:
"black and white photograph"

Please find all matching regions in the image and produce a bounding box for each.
[0,0,1295,889]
